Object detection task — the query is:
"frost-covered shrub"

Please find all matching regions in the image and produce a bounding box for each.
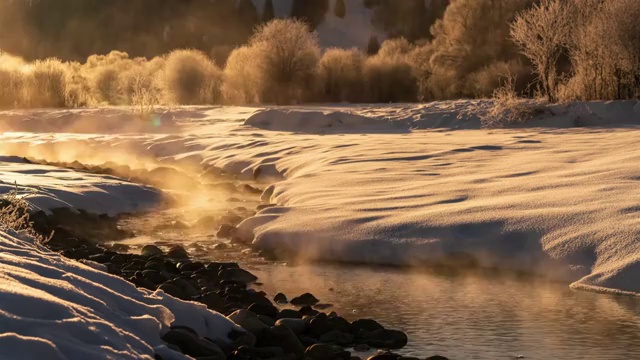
[223,46,261,104]
[26,58,68,108]
[318,48,365,102]
[364,56,417,103]
[162,49,223,105]
[249,19,321,104]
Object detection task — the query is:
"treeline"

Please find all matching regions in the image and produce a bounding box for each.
[1,0,638,109]
[0,0,449,61]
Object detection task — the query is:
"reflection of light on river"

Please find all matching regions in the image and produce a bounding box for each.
[250,263,640,360]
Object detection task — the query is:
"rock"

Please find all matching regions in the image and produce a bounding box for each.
[161,328,225,359]
[315,303,334,310]
[230,332,257,348]
[158,283,185,299]
[350,319,384,336]
[178,261,204,272]
[110,254,125,266]
[399,357,420,360]
[366,352,401,360]
[277,309,303,320]
[273,292,288,304]
[170,278,200,299]
[305,343,336,360]
[327,316,351,333]
[141,244,164,257]
[258,315,276,327]
[362,330,408,350]
[425,357,449,360]
[143,270,168,284]
[275,318,307,335]
[300,306,320,317]
[258,325,306,358]
[109,243,130,252]
[167,245,189,260]
[248,302,278,319]
[228,310,269,336]
[217,224,236,239]
[290,293,319,306]
[198,292,225,312]
[353,344,371,352]
[219,268,258,283]
[307,315,335,338]
[319,330,354,346]
[145,261,165,272]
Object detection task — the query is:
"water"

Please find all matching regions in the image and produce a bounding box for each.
[117,211,640,360]
[247,263,640,360]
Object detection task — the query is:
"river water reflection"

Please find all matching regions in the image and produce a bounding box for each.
[249,263,640,360]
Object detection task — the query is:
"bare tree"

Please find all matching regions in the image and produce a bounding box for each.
[510,0,574,102]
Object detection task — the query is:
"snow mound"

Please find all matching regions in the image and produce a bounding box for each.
[0,229,241,360]
[0,158,163,216]
[0,108,179,134]
[244,109,407,133]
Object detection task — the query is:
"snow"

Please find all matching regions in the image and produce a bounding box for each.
[0,229,242,360]
[2,101,640,297]
[0,157,163,216]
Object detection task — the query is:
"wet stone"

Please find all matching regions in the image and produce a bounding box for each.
[273,293,288,304]
[290,293,320,306]
[167,245,189,260]
[141,244,164,257]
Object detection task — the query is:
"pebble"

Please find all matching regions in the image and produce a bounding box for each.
[167,245,189,260]
[275,318,307,335]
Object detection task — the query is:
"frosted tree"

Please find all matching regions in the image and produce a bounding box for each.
[510,0,574,102]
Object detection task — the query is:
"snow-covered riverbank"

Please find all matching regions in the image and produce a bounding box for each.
[2,101,640,296]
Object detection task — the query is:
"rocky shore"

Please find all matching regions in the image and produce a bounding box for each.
[25,206,449,360]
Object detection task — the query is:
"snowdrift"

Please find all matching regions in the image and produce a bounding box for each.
[0,158,162,215]
[244,109,407,133]
[0,229,240,360]
[3,101,640,295]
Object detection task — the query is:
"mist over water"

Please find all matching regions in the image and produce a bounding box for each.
[252,264,640,359]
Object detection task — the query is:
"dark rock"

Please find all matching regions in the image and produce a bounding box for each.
[29,210,50,233]
[307,316,335,338]
[217,224,236,239]
[88,253,113,263]
[275,318,306,335]
[228,310,269,336]
[273,293,288,304]
[276,309,302,320]
[366,352,401,360]
[319,330,354,346]
[219,268,258,283]
[170,278,200,299]
[362,330,408,350]
[178,261,205,272]
[198,292,225,312]
[109,243,130,252]
[167,245,189,260]
[145,261,166,272]
[143,270,168,284]
[350,319,384,336]
[300,306,320,317]
[257,325,305,358]
[161,328,225,359]
[142,244,164,257]
[110,255,125,265]
[425,357,450,360]
[158,283,185,299]
[299,336,319,347]
[327,316,351,333]
[305,343,336,360]
[290,293,319,306]
[257,315,276,327]
[248,302,278,319]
